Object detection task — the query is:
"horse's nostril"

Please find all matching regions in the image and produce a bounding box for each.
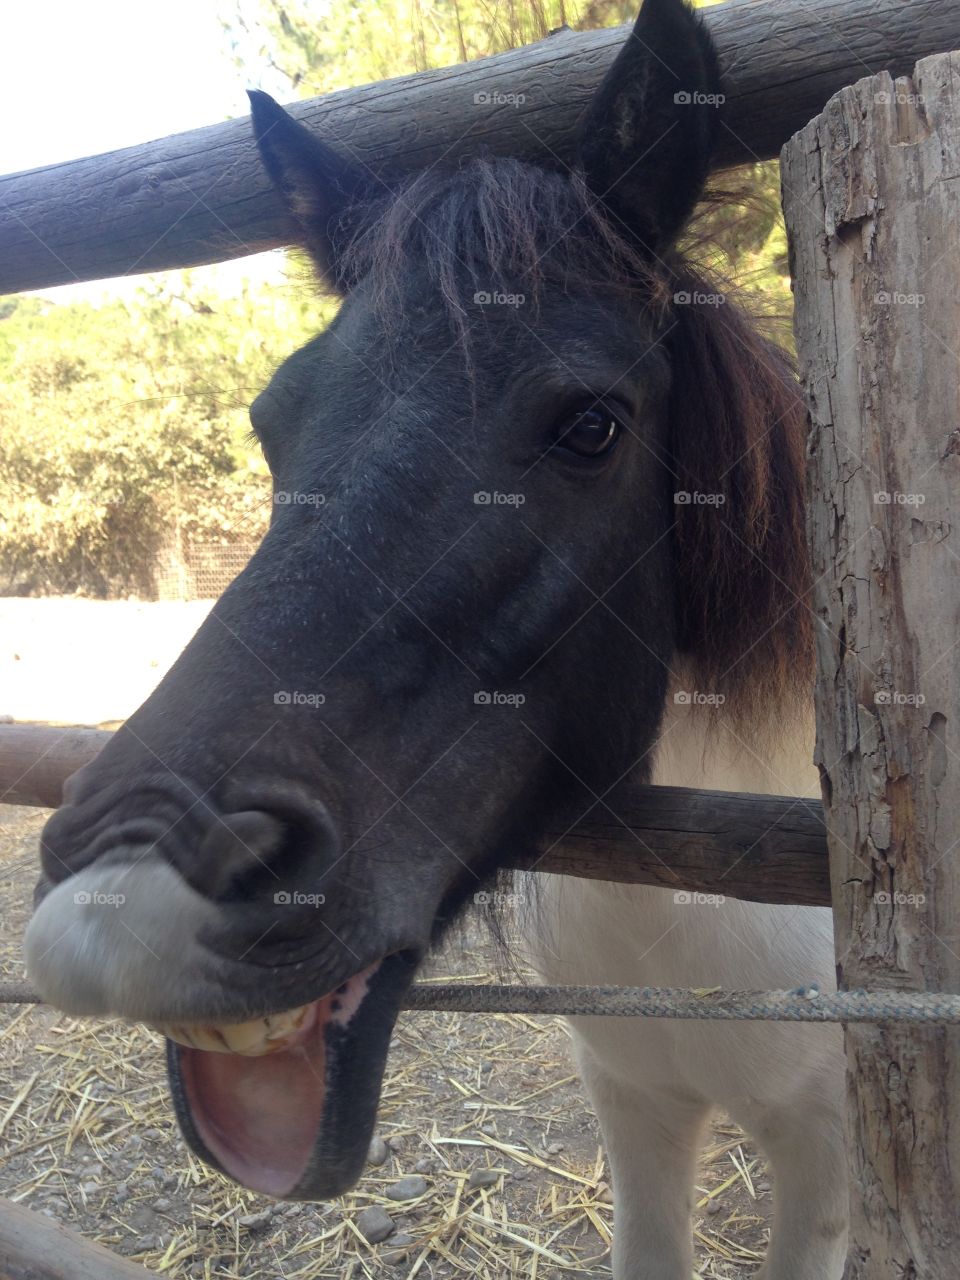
[196,809,288,899]
[191,798,340,902]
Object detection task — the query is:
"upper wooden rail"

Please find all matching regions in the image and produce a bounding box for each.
[1,0,958,293]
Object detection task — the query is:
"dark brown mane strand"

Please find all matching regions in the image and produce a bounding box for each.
[666,265,814,723]
[338,159,668,339]
[336,158,813,722]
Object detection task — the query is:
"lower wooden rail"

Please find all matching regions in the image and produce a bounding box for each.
[0,1195,153,1279]
[0,724,829,907]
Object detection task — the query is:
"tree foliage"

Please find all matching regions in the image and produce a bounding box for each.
[222,0,640,96]
[0,282,324,595]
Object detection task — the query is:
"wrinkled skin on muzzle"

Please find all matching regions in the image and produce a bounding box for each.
[25,0,723,1199]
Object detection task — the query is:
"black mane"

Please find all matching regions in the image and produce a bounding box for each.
[340,158,668,330]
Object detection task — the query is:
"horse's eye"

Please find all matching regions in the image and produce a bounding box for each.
[555,407,622,458]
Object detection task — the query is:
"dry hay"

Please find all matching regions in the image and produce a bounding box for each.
[1,803,771,1278]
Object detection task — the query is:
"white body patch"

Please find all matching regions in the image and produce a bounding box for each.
[526,692,847,1280]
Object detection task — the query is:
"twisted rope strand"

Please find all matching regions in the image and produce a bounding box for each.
[3,978,960,1022]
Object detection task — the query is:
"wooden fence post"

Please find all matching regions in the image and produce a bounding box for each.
[783,53,960,1275]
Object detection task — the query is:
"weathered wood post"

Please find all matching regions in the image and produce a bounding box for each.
[783,53,960,1275]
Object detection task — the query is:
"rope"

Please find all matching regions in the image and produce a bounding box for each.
[4,978,960,1022]
[405,983,960,1022]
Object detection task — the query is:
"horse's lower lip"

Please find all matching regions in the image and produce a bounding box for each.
[166,951,418,1199]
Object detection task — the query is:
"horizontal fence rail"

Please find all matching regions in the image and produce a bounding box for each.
[0,1194,154,1280]
[2,0,959,293]
[0,723,830,906]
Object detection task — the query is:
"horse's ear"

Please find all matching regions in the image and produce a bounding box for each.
[577,0,721,256]
[248,90,368,291]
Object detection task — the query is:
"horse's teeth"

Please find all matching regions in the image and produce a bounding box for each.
[155,1004,311,1056]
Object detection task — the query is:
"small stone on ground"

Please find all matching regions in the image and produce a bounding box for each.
[367,1134,390,1166]
[356,1205,395,1243]
[386,1174,429,1201]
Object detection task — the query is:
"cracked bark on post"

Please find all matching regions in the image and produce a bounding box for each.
[782,53,960,1277]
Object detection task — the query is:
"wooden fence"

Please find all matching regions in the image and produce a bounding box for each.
[0,724,831,906]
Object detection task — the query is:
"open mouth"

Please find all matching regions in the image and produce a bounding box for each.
[164,952,418,1198]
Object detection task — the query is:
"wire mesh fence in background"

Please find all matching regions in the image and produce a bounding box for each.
[154,538,261,601]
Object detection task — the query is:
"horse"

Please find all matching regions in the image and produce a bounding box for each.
[24,1,846,1274]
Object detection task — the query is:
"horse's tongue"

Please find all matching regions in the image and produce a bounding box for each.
[172,968,379,1198]
[177,1028,327,1196]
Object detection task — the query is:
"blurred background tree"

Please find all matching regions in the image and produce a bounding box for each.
[0,281,326,595]
[2,0,791,598]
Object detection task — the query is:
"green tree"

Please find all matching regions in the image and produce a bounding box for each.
[0,280,326,595]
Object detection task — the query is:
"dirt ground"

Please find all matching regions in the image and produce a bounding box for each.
[0,599,774,1276]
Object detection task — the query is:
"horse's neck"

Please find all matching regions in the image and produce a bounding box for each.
[651,677,819,800]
